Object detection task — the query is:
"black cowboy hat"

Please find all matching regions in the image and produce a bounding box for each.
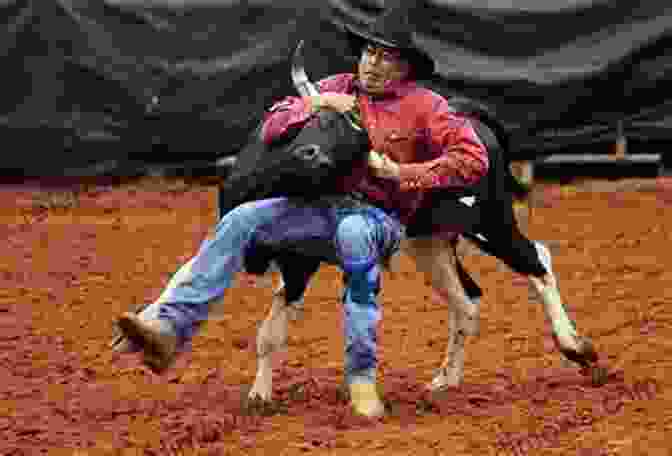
[342,4,435,80]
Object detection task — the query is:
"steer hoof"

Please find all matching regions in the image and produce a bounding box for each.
[556,335,607,386]
[558,335,599,368]
[242,388,284,416]
[247,379,272,403]
[427,365,463,393]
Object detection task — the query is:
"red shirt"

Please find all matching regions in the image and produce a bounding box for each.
[261,73,488,224]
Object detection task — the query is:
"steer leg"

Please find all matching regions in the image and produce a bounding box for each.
[246,251,320,402]
[432,302,461,388]
[471,222,604,384]
[248,285,290,402]
[528,241,601,374]
[430,292,480,390]
[403,236,479,390]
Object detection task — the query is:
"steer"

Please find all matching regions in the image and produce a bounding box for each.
[234,42,606,402]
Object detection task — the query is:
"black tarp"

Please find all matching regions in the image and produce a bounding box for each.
[2,0,671,176]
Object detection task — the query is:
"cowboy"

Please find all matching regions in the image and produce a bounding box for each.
[114,6,488,418]
[250,7,489,394]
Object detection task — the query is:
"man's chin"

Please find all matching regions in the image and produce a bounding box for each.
[361,81,385,94]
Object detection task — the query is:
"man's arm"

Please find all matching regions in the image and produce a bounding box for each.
[396,96,489,191]
[260,74,355,144]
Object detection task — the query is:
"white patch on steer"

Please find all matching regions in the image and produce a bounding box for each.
[459,196,476,207]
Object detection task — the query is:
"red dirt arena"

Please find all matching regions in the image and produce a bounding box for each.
[2,176,670,455]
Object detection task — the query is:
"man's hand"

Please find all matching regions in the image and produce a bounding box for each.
[368,150,400,180]
[309,93,357,114]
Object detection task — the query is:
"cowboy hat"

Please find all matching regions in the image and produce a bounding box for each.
[342,4,435,80]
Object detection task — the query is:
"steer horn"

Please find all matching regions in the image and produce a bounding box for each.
[291,40,319,98]
[291,40,362,131]
[212,41,315,187]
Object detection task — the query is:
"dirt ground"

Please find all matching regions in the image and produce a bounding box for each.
[2,176,671,455]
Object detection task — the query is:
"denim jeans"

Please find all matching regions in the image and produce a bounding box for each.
[154,196,403,385]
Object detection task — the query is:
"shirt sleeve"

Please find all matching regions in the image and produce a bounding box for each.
[260,74,353,144]
[397,96,489,191]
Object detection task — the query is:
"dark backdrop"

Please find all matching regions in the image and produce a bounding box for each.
[2,0,671,176]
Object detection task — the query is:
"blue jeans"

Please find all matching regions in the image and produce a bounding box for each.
[155,196,403,384]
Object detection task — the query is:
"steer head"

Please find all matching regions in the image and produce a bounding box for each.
[281,40,369,179]
[217,40,370,217]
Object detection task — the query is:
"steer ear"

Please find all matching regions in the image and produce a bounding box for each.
[291,40,319,98]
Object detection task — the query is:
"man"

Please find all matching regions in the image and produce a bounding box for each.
[248,8,492,394]
[115,7,488,418]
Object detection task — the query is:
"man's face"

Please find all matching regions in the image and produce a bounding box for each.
[357,44,411,94]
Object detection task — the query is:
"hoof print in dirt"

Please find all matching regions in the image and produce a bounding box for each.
[417,386,460,415]
[588,365,609,387]
[287,382,310,402]
[382,398,395,416]
[415,396,439,416]
[427,384,460,399]
[335,408,385,430]
[335,384,350,403]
